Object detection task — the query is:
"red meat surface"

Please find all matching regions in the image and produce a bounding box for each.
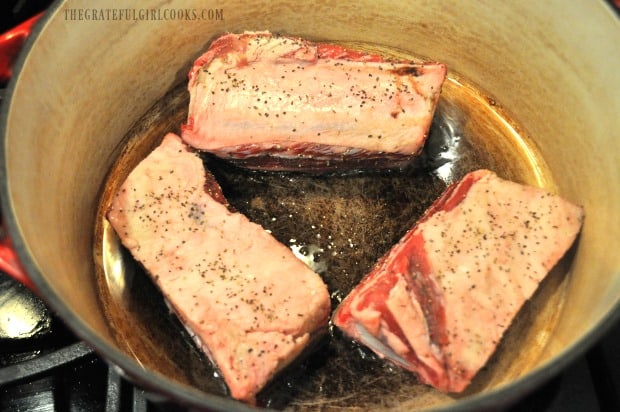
[107,133,331,403]
[333,169,584,392]
[181,31,447,171]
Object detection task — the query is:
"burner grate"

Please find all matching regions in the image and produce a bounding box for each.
[105,365,150,412]
[0,274,153,411]
[0,341,93,385]
[0,333,154,411]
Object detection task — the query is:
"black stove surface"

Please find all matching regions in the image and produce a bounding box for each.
[0,277,147,412]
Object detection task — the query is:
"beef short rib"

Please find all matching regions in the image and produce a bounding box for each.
[181,31,447,171]
[332,169,584,392]
[107,133,331,403]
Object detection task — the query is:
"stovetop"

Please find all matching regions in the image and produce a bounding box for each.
[0,1,619,411]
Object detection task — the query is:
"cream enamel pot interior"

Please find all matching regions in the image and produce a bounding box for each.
[1,0,619,410]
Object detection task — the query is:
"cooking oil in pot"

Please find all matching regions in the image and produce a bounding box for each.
[93,43,569,410]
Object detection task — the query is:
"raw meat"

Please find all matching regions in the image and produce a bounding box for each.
[332,169,584,392]
[181,31,447,171]
[107,133,331,403]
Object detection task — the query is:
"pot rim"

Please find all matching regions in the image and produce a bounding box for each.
[0,1,618,411]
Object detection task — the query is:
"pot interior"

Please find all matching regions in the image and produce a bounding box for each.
[93,63,567,409]
[2,1,619,410]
